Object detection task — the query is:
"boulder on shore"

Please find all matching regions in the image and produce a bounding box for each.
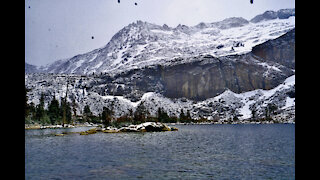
[118,122,177,132]
[80,128,98,135]
[102,129,120,133]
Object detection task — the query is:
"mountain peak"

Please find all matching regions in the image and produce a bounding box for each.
[213,17,249,29]
[32,9,295,75]
[250,8,295,23]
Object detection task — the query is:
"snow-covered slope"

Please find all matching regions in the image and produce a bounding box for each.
[38,9,295,75]
[139,75,295,122]
[25,73,295,123]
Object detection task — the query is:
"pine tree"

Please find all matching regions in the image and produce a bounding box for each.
[251,109,257,120]
[71,98,78,124]
[66,102,72,124]
[35,93,46,123]
[101,106,113,127]
[179,109,192,123]
[48,96,60,124]
[63,101,72,124]
[157,107,162,122]
[186,110,192,123]
[128,108,133,122]
[179,109,186,123]
[133,101,149,124]
[83,105,92,122]
[157,107,170,123]
[59,97,72,125]
[29,102,36,118]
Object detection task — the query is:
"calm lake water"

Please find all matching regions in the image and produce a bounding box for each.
[25,124,295,179]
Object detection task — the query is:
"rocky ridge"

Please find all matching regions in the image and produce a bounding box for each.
[26,9,295,76]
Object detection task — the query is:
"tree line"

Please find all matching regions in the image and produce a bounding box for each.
[25,87,193,127]
[25,89,74,126]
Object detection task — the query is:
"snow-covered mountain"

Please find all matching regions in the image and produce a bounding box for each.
[31,9,295,76]
[250,8,295,23]
[25,9,295,123]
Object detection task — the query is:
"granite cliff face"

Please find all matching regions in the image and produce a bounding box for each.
[160,29,295,100]
[252,28,295,69]
[160,54,293,101]
[95,54,293,102]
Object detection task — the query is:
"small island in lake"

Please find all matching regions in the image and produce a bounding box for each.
[79,122,178,136]
[51,122,178,136]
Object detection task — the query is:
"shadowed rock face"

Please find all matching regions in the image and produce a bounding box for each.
[252,28,295,69]
[159,54,293,101]
[96,54,293,101]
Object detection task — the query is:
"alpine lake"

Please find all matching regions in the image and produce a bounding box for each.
[25,124,295,179]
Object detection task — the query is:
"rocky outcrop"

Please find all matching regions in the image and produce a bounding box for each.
[80,128,98,135]
[78,122,178,135]
[117,122,177,132]
[94,53,293,101]
[160,54,293,101]
[252,28,295,69]
[250,9,295,23]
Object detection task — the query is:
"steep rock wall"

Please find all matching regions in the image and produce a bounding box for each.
[252,28,295,69]
[160,54,293,101]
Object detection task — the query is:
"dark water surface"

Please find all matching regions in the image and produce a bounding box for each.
[25,124,295,179]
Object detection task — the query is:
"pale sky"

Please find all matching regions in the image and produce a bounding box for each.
[25,0,295,66]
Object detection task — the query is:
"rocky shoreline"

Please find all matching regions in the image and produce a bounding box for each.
[25,120,294,130]
[25,122,178,136]
[25,122,98,130]
[26,121,295,136]
[78,122,178,135]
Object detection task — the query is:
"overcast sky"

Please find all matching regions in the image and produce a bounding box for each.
[25,0,295,66]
